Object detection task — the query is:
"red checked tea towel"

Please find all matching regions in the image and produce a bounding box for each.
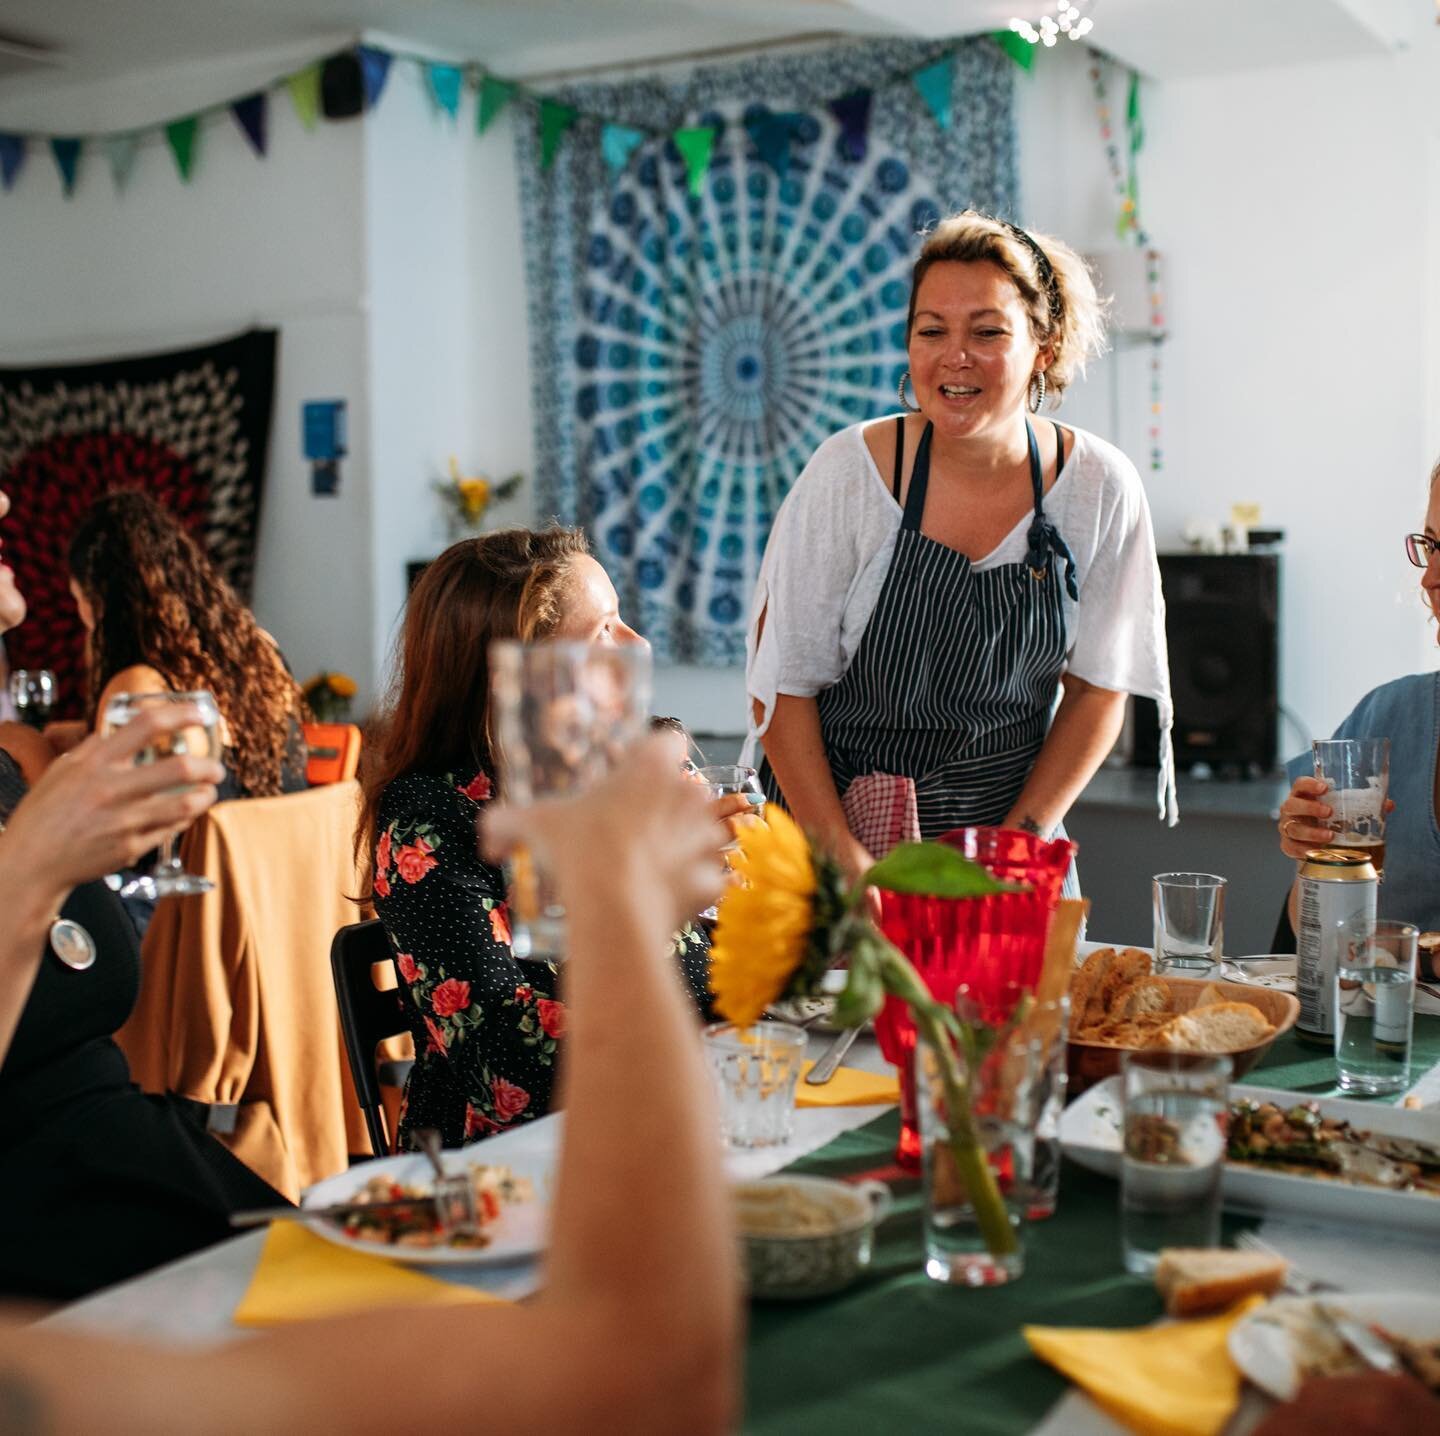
[841,772,921,859]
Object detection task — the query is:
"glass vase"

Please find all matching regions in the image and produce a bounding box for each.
[877,827,1075,1171]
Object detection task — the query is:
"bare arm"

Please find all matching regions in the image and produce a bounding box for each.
[1003,673,1127,835]
[0,740,739,1436]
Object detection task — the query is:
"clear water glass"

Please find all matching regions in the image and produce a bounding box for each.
[703,1021,806,1149]
[694,764,765,851]
[1018,995,1070,1221]
[100,690,223,898]
[1120,1051,1230,1274]
[1312,738,1390,877]
[489,640,651,964]
[9,668,56,729]
[1152,872,1226,972]
[1335,916,1416,1095]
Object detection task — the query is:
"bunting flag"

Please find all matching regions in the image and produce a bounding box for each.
[829,90,872,163]
[992,30,1036,71]
[601,123,645,173]
[477,76,515,134]
[673,126,716,197]
[287,65,322,131]
[51,138,81,197]
[538,100,576,169]
[426,63,463,120]
[232,93,267,157]
[913,58,953,131]
[103,133,140,191]
[358,46,392,109]
[0,134,25,191]
[165,117,199,181]
[744,111,807,178]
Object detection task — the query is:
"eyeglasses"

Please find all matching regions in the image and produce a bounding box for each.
[1406,533,1440,568]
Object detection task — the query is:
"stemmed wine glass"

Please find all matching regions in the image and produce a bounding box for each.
[101,690,223,899]
[9,669,56,730]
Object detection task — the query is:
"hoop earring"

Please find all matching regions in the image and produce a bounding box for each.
[1028,371,1046,414]
[898,371,922,414]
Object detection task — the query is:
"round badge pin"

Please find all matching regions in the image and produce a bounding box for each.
[50,918,97,971]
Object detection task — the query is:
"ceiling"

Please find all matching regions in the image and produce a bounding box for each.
[0,0,1426,125]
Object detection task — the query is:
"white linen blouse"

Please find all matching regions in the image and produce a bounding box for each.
[743,417,1177,822]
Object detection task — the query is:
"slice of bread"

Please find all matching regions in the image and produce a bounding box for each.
[1111,976,1171,1022]
[1070,948,1116,1030]
[1158,1001,1274,1054]
[1154,1247,1289,1316]
[1195,983,1229,1008]
[1094,948,1152,1026]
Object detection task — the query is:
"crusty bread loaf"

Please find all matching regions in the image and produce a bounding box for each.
[1113,976,1171,1020]
[1154,1247,1289,1316]
[1159,1001,1274,1054]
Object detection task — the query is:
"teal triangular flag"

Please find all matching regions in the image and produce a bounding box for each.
[913,58,953,131]
[673,126,715,197]
[426,63,463,120]
[601,123,645,173]
[51,137,81,196]
[104,133,141,191]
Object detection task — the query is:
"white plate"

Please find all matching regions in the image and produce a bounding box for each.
[1229,1292,1440,1401]
[301,1150,551,1266]
[1220,956,1298,992]
[1059,1080,1440,1234]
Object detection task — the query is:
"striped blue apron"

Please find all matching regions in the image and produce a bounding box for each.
[764,415,1078,849]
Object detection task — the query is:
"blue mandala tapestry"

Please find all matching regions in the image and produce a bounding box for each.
[517,36,1017,664]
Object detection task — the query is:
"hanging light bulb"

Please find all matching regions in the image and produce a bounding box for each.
[1008,0,1097,44]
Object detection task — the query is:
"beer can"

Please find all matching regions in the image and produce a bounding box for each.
[1295,847,1377,1043]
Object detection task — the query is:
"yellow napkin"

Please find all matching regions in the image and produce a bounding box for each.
[234,1221,511,1326]
[1023,1295,1264,1436]
[795,1062,899,1107]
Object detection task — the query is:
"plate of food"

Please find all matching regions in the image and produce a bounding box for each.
[300,1152,549,1265]
[1060,1083,1440,1233]
[1066,946,1298,1094]
[1228,1293,1440,1401]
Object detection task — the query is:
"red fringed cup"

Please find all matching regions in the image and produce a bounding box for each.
[874,827,1076,1172]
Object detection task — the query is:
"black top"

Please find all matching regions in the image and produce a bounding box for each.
[373,764,713,1149]
[0,752,284,1301]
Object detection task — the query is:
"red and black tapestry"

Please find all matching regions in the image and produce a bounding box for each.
[0,328,277,717]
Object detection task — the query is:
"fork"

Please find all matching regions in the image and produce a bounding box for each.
[414,1128,481,1237]
[1234,1230,1339,1295]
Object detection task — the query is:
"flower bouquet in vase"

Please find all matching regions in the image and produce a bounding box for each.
[436,456,523,540]
[709,813,1075,1286]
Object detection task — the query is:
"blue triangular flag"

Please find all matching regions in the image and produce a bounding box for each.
[231,93,267,157]
[426,63,463,120]
[829,90,872,163]
[0,134,25,190]
[745,112,807,178]
[358,46,392,109]
[914,58,953,131]
[601,123,645,173]
[51,137,81,196]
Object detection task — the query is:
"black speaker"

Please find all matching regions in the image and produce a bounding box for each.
[1133,553,1279,774]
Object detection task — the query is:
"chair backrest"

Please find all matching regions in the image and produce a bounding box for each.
[331,919,410,1157]
[305,722,362,786]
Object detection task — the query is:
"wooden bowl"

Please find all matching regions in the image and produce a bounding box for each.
[1066,976,1300,1097]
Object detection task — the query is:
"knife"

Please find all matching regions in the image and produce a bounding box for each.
[1315,1303,1402,1375]
[229,1196,444,1230]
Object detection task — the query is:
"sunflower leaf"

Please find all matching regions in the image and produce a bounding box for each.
[832,964,885,1028]
[862,843,1026,898]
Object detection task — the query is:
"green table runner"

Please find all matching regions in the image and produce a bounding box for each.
[743,1014,1440,1434]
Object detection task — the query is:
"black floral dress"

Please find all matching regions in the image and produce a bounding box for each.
[373,764,712,1149]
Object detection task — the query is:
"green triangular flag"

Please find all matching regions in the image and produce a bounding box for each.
[991,31,1036,71]
[477,76,516,134]
[287,64,322,131]
[673,126,715,197]
[104,133,140,191]
[538,99,576,169]
[165,116,199,181]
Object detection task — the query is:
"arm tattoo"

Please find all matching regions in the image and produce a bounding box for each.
[1016,816,1045,837]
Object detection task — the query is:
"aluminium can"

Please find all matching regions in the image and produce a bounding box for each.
[1295,847,1378,1043]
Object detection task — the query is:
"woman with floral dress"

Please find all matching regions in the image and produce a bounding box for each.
[359,527,720,1149]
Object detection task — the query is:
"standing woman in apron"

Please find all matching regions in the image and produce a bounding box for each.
[746,212,1174,892]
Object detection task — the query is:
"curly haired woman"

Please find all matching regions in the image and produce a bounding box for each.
[60,490,307,801]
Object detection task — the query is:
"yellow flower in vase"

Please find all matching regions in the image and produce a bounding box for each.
[458,476,491,522]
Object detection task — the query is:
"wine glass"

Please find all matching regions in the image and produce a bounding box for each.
[10,669,56,730]
[101,690,223,899]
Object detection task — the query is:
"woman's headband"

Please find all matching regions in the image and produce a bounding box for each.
[1001,220,1063,325]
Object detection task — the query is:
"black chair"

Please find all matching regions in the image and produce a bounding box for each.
[330,919,413,1157]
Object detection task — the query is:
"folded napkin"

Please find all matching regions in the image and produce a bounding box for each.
[795,1062,899,1107]
[1023,1295,1264,1436]
[234,1221,511,1326]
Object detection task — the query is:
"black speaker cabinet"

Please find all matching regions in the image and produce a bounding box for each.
[1133,553,1279,774]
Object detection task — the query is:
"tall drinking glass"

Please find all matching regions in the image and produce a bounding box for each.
[1120,1051,1230,1274]
[694,765,765,851]
[1152,873,1226,972]
[1335,916,1416,1095]
[489,640,651,963]
[10,669,56,729]
[1313,739,1390,877]
[100,690,223,898]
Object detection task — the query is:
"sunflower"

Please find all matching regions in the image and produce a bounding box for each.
[708,806,820,1027]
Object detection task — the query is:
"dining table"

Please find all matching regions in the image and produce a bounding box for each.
[43,996,1440,1435]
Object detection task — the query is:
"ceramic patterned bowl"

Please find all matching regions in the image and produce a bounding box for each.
[733,1175,893,1301]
